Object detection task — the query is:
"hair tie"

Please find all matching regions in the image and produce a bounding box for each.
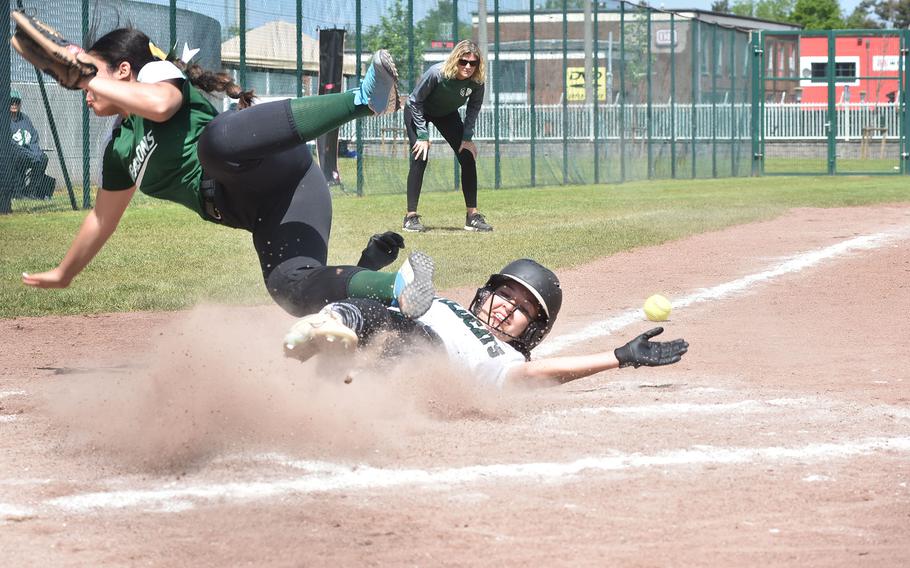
[148,41,168,61]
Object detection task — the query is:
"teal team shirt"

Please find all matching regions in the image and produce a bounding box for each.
[407,62,485,141]
[101,61,218,218]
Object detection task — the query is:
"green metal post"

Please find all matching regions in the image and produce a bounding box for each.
[711,24,717,178]
[562,0,568,185]
[453,0,460,190]
[408,0,415,90]
[620,1,626,182]
[356,0,363,195]
[82,0,90,208]
[691,19,697,179]
[0,0,10,213]
[494,0,501,189]
[453,0,459,42]
[296,0,303,98]
[647,8,653,179]
[670,14,676,179]
[239,0,246,89]
[751,31,762,176]
[35,73,76,209]
[730,28,735,177]
[530,0,536,187]
[593,0,599,184]
[827,31,836,174]
[903,30,909,175]
[169,0,177,49]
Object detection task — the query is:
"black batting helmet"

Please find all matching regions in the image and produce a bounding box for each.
[469,259,562,355]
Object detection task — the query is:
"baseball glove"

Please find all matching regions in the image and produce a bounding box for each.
[10,10,97,90]
[614,327,689,368]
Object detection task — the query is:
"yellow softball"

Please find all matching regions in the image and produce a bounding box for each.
[643,294,672,322]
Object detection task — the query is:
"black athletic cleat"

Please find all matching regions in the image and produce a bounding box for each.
[464,212,493,232]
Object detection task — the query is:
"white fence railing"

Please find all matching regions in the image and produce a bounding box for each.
[339,102,901,143]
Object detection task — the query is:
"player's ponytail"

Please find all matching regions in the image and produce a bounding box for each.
[178,61,255,109]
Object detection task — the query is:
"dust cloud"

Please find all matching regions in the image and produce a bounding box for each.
[42,305,508,472]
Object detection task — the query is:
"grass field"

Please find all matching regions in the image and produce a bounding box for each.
[2,175,908,318]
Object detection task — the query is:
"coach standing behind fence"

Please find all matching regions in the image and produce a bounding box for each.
[402,40,492,233]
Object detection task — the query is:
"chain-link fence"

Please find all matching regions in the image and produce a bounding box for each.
[2,0,755,214]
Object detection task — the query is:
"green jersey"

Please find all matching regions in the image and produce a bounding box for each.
[101,61,218,217]
[406,62,485,141]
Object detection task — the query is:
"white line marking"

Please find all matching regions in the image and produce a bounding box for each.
[548,400,797,417]
[47,436,910,513]
[0,503,35,518]
[0,390,26,399]
[537,227,910,356]
[0,416,18,423]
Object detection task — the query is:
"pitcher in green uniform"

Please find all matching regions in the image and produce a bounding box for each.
[402,40,492,234]
[18,23,436,321]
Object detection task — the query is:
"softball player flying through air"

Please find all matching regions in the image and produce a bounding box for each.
[12,11,436,323]
[285,249,690,388]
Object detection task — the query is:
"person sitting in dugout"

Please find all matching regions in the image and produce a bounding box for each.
[285,234,689,388]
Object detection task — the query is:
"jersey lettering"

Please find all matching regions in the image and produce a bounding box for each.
[128,131,158,186]
[438,298,505,358]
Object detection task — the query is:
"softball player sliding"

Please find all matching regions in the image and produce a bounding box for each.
[402,40,492,233]
[13,14,434,321]
[285,254,689,388]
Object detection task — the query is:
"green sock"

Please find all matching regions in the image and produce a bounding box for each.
[289,91,373,142]
[347,270,396,303]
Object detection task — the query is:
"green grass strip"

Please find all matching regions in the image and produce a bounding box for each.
[2,175,908,318]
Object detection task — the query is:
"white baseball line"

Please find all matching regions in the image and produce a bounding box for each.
[536,226,910,356]
[0,390,26,398]
[43,436,910,513]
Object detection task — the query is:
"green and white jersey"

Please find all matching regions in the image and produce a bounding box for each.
[101,61,218,217]
[406,62,485,141]
[418,297,525,388]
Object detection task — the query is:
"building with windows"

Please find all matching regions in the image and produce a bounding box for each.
[453,8,800,105]
[796,36,900,104]
[220,21,360,104]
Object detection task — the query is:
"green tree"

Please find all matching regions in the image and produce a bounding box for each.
[845,0,882,28]
[711,0,732,13]
[731,0,795,21]
[790,0,845,28]
[871,0,910,28]
[542,0,587,8]
[361,0,425,90]
[416,0,472,47]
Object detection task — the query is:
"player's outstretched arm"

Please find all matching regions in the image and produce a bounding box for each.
[505,327,688,387]
[22,187,136,288]
[85,75,184,123]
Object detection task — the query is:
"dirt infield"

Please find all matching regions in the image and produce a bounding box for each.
[2,204,909,566]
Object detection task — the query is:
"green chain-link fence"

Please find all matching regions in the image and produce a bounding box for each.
[2,0,760,214]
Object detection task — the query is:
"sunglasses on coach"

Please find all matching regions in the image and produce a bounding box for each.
[457,58,478,67]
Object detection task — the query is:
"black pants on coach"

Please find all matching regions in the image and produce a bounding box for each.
[404,104,478,213]
[196,99,363,317]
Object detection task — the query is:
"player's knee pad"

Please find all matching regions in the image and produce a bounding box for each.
[265,258,324,317]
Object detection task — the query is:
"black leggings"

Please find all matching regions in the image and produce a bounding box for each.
[196,99,362,317]
[404,104,477,212]
[330,298,440,357]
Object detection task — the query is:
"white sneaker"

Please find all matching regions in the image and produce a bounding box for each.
[353,49,401,115]
[391,251,435,319]
[283,307,359,362]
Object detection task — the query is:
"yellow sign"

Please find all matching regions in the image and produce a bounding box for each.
[566,67,607,102]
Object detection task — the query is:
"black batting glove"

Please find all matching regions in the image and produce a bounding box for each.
[614,327,689,369]
[357,231,406,270]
